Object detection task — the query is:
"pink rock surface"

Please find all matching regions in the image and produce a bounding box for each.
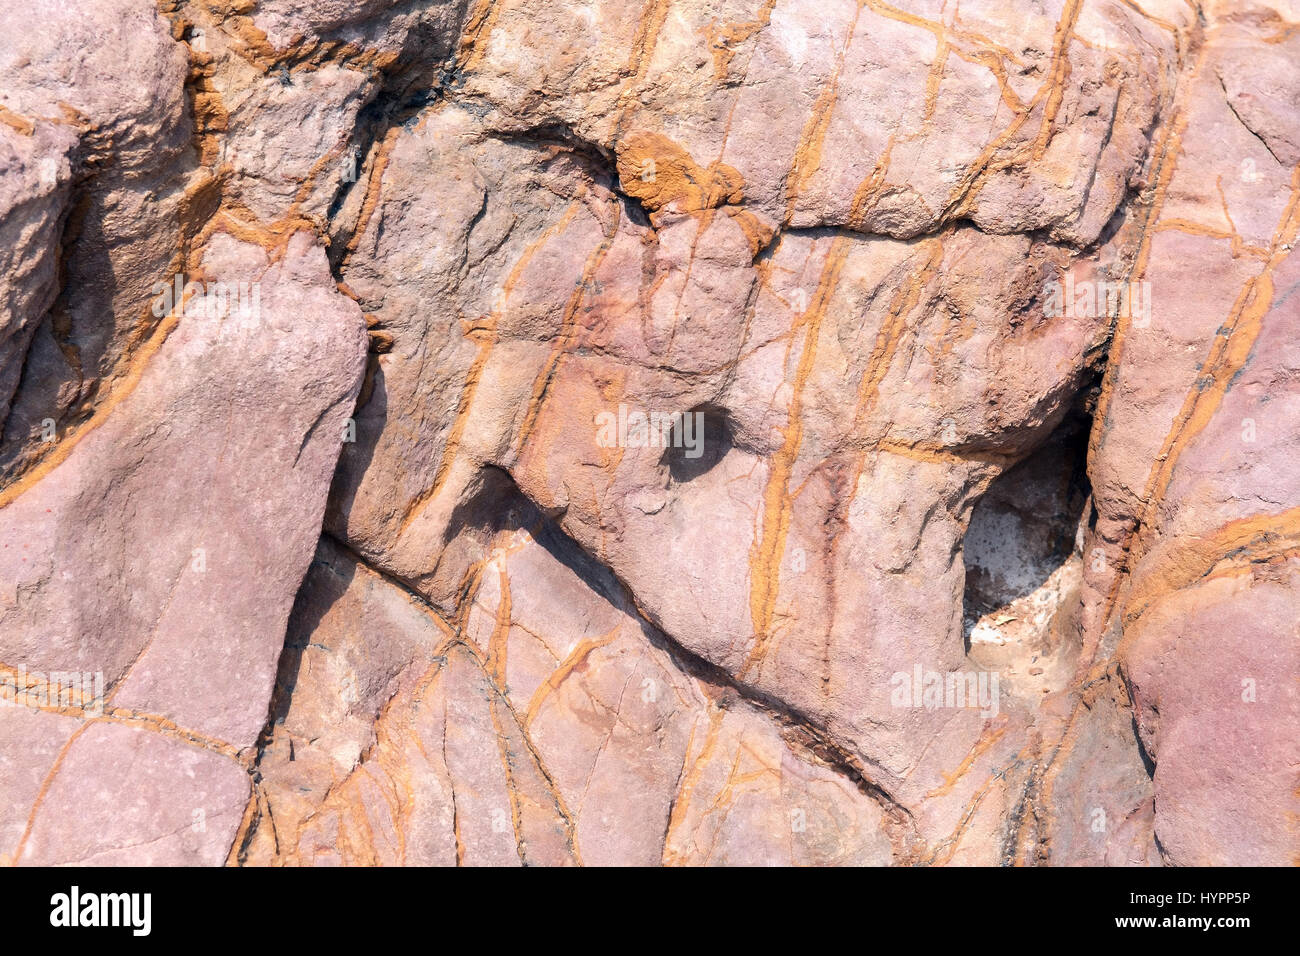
[0,230,366,865]
[0,0,1294,866]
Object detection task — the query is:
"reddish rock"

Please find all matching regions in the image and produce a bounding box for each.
[0,0,1294,866]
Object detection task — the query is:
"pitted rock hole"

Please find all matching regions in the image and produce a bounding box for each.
[662,403,733,483]
[962,412,1092,696]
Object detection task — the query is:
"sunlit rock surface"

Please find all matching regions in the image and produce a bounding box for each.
[0,0,1295,866]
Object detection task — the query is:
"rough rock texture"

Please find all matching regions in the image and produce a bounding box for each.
[0,0,1295,866]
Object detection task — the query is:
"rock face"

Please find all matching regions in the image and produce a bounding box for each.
[0,0,1295,866]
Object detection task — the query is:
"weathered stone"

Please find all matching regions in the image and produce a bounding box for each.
[0,231,366,865]
[0,0,1294,867]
